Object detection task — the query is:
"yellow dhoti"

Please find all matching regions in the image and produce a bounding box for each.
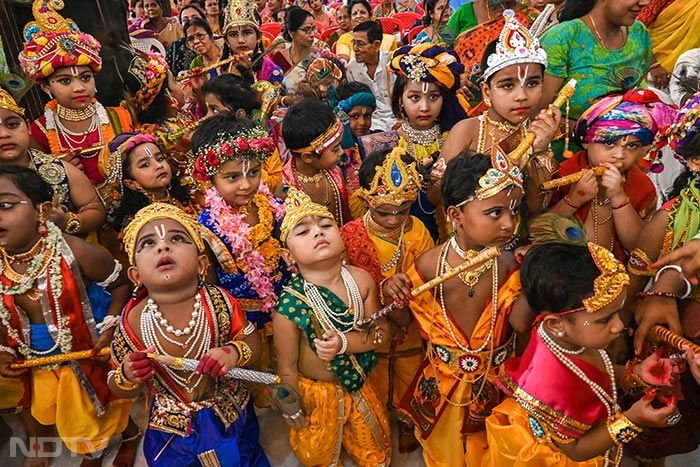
[31,366,131,454]
[0,376,25,412]
[483,398,606,466]
[290,376,392,467]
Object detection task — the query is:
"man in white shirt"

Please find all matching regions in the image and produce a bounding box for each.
[345,21,396,132]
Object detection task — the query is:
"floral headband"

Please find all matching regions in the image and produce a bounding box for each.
[192,126,276,181]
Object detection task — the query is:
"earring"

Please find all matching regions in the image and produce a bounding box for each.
[131,281,142,299]
[451,220,459,229]
[38,206,48,235]
[484,97,492,108]
[556,331,564,337]
[199,268,206,287]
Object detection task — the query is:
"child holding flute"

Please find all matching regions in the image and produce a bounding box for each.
[109,203,269,466]
[396,149,530,467]
[544,94,660,262]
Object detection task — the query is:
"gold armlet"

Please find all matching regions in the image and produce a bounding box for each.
[65,212,83,234]
[606,412,643,445]
[226,340,252,367]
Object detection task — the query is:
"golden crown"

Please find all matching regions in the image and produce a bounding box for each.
[0,88,25,117]
[224,0,259,33]
[122,203,206,264]
[279,187,334,243]
[582,243,630,313]
[475,150,523,200]
[360,147,421,208]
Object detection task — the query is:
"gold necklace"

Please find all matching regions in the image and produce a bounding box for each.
[485,113,521,134]
[591,197,614,251]
[294,167,325,188]
[56,103,96,122]
[6,238,45,264]
[588,15,625,49]
[445,237,493,296]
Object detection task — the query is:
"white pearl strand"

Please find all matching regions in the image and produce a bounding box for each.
[140,292,211,393]
[54,111,101,149]
[303,266,364,333]
[538,324,619,466]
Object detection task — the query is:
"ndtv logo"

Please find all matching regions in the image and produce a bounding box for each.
[9,437,110,457]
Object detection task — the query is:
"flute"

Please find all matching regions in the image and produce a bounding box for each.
[511,78,578,161]
[146,353,281,385]
[56,144,105,159]
[363,247,500,324]
[10,347,110,369]
[541,162,623,191]
[650,325,700,355]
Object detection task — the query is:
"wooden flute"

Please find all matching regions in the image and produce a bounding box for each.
[541,162,624,191]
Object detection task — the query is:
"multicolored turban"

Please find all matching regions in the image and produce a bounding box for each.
[306,58,344,82]
[388,43,464,93]
[19,1,102,82]
[668,92,700,155]
[574,95,657,146]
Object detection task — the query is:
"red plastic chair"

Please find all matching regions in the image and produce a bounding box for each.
[320,27,339,43]
[260,22,282,38]
[377,17,403,34]
[394,11,422,30]
[407,25,425,44]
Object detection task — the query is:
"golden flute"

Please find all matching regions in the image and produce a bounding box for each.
[10,347,110,369]
[650,325,700,354]
[511,78,578,161]
[541,162,623,191]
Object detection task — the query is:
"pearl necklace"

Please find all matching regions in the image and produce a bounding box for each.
[538,324,618,466]
[401,121,441,147]
[303,267,364,334]
[56,103,97,122]
[447,237,494,295]
[139,290,211,393]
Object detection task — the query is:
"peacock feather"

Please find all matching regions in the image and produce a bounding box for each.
[528,213,588,246]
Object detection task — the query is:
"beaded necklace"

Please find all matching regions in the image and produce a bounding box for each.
[444,237,494,296]
[0,222,72,358]
[364,211,406,273]
[591,197,615,251]
[44,99,111,154]
[538,324,619,466]
[303,267,364,334]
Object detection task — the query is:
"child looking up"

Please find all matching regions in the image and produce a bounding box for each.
[340,147,434,453]
[546,94,659,261]
[273,187,392,467]
[484,242,678,466]
[282,99,351,225]
[110,203,269,466]
[21,2,133,185]
[397,149,526,466]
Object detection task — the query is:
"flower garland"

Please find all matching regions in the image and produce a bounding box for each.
[205,183,285,312]
[0,221,72,359]
[44,98,112,154]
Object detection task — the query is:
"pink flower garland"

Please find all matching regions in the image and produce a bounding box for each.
[204,183,285,312]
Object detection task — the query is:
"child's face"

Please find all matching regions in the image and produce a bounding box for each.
[0,177,41,253]
[41,66,96,108]
[204,93,229,118]
[450,187,522,249]
[310,136,344,170]
[559,291,626,350]
[126,143,172,192]
[212,159,262,208]
[347,105,373,138]
[132,218,203,288]
[314,78,341,104]
[482,63,543,125]
[285,215,344,265]
[134,1,145,17]
[584,136,648,174]
[369,201,412,230]
[402,81,443,130]
[225,26,259,54]
[0,109,30,163]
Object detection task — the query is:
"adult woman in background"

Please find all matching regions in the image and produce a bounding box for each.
[413,0,452,44]
[186,18,224,77]
[166,3,206,76]
[129,0,184,49]
[204,0,223,35]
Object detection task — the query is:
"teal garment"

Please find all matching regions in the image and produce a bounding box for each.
[541,19,652,160]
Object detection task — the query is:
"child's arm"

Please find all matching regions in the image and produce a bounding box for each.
[272,312,308,428]
[0,333,27,379]
[197,318,262,379]
[555,391,677,462]
[508,295,535,334]
[603,163,647,251]
[545,170,598,216]
[62,161,107,232]
[108,346,155,399]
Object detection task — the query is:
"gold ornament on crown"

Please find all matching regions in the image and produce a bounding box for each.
[473,149,523,201]
[279,187,334,243]
[122,203,206,264]
[582,242,629,313]
[359,147,422,208]
[224,0,260,33]
[0,88,25,117]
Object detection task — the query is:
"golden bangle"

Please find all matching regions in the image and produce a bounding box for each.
[65,212,83,234]
[226,340,252,367]
[606,412,643,445]
[113,363,141,392]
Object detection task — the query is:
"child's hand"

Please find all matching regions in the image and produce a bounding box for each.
[382,274,413,305]
[123,346,155,383]
[625,389,679,427]
[568,170,598,206]
[0,351,27,378]
[197,346,240,379]
[62,149,84,171]
[314,331,342,362]
[599,163,626,203]
[683,345,700,386]
[531,105,562,153]
[637,349,675,386]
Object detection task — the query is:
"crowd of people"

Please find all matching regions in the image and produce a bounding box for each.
[1,0,700,466]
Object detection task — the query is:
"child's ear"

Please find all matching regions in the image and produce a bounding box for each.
[687,156,700,173]
[127,265,141,286]
[123,179,142,192]
[299,151,317,165]
[39,82,52,96]
[37,201,53,222]
[541,313,565,337]
[480,81,491,102]
[280,248,295,267]
[197,253,210,277]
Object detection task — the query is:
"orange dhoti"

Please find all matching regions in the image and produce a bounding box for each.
[289,376,392,467]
